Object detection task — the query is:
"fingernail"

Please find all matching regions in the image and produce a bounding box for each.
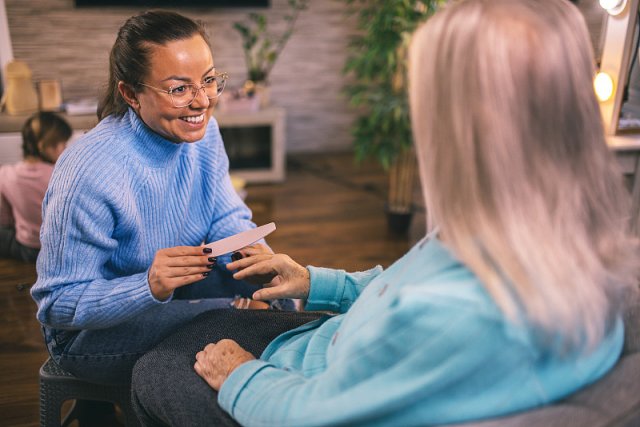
[208,257,217,263]
[207,264,215,269]
[203,247,212,254]
[202,272,210,277]
[231,252,243,261]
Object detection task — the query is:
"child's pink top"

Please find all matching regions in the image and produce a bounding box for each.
[0,161,54,249]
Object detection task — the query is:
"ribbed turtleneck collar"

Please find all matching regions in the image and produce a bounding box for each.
[126,108,184,169]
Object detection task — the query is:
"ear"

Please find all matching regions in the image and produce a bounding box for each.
[117,81,140,110]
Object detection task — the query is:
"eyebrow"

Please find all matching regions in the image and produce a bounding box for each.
[160,66,216,83]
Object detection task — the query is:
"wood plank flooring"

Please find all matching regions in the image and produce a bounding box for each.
[0,152,423,426]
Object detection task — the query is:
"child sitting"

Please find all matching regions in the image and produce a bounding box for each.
[0,112,71,262]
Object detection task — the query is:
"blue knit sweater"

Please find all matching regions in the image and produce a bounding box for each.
[219,237,624,426]
[31,109,256,330]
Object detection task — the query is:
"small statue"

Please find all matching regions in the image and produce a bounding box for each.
[1,60,39,115]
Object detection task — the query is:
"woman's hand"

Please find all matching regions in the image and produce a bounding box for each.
[227,253,310,301]
[194,339,256,391]
[148,246,216,300]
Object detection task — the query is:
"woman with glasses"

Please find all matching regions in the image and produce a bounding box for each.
[30,10,286,390]
[131,0,639,425]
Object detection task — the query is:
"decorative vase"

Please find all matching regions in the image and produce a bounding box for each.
[254,81,271,109]
[3,60,39,116]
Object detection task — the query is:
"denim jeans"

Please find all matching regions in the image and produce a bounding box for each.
[43,267,290,385]
[0,226,39,262]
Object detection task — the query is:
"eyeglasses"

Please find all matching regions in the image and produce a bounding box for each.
[138,72,228,108]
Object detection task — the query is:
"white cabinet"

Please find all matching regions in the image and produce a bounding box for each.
[0,108,287,183]
[215,107,286,183]
[0,129,88,165]
[0,132,21,164]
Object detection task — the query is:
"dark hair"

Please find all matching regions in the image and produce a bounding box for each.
[21,112,72,163]
[97,10,210,120]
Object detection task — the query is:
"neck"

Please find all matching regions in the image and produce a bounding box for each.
[23,156,41,164]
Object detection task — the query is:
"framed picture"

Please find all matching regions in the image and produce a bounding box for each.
[37,79,63,112]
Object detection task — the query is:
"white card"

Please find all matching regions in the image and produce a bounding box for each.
[203,222,276,257]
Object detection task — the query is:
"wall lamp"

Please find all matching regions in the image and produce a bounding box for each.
[594,71,615,102]
[599,0,628,16]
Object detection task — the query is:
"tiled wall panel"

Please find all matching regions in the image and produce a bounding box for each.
[4,0,607,152]
[5,0,358,152]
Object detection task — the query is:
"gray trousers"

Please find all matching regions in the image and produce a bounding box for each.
[131,309,326,426]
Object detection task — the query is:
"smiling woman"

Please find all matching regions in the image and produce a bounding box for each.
[118,35,224,143]
[29,10,292,411]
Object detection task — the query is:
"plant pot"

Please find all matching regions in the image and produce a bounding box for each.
[386,205,413,235]
[254,82,271,109]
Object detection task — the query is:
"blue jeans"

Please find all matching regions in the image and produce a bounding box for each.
[44,267,292,384]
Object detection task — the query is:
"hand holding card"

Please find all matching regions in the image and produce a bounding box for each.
[203,222,276,257]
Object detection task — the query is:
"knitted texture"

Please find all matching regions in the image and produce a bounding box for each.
[31,109,256,330]
[132,309,326,426]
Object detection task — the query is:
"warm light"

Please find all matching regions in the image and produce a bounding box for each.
[594,72,614,102]
[599,0,627,15]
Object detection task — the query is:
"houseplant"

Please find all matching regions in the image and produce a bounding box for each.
[342,0,443,233]
[233,0,308,105]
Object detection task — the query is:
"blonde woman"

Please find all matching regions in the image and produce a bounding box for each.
[132,1,639,425]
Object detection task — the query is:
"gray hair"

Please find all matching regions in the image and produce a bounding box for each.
[409,0,639,351]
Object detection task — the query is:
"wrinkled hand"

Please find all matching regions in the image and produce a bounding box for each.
[194,339,256,391]
[148,246,216,300]
[227,253,310,301]
[234,243,272,258]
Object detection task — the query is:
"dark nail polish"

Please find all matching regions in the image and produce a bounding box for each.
[208,257,217,263]
[203,247,212,254]
[202,272,210,277]
[231,252,243,261]
[207,264,215,269]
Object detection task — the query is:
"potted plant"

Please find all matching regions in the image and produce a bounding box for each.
[233,0,308,107]
[342,0,443,233]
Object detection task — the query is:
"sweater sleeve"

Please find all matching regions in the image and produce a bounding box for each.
[304,265,384,313]
[31,165,165,330]
[218,290,520,427]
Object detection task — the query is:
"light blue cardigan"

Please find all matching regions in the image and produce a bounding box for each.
[219,237,623,426]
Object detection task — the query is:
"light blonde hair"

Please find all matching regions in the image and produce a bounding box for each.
[409,0,639,351]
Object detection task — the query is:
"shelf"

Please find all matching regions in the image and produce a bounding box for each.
[0,107,286,183]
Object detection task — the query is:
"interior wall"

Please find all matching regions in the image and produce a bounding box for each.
[4,0,358,152]
[4,0,607,153]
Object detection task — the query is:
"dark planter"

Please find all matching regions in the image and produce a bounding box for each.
[385,206,413,235]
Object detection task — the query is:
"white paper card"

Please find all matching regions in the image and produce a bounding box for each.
[203,222,276,257]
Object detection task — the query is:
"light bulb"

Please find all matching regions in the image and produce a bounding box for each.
[594,72,614,102]
[599,0,627,15]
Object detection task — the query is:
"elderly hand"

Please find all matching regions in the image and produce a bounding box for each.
[227,253,310,301]
[233,242,273,259]
[194,339,256,391]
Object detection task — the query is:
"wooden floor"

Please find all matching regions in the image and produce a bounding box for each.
[0,152,424,426]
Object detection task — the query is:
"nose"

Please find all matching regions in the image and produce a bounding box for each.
[190,85,211,108]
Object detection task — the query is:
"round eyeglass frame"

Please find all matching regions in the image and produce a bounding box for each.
[138,72,228,108]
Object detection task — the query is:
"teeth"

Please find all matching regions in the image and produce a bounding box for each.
[182,114,204,124]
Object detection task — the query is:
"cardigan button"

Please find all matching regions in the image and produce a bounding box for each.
[378,283,389,296]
